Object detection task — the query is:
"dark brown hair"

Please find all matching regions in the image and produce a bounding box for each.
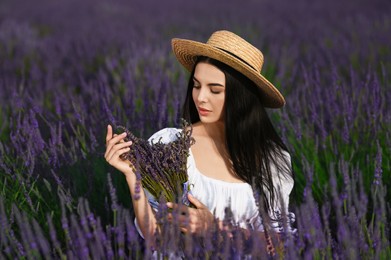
[182,56,293,215]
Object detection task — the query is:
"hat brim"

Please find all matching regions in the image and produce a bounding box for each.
[172,38,285,108]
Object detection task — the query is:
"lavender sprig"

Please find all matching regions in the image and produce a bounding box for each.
[117,119,195,206]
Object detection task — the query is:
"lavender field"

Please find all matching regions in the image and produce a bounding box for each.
[0,0,390,258]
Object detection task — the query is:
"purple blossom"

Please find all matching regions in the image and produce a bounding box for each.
[372,141,383,186]
[106,173,119,211]
[0,0,389,258]
[117,119,194,204]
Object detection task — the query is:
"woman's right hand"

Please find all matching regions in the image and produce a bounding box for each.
[104,125,134,176]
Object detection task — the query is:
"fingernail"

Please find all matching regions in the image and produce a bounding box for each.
[122,132,127,136]
[166,202,173,207]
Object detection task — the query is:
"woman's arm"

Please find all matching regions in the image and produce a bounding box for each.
[104,125,158,242]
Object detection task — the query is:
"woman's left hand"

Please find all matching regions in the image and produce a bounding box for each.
[166,194,214,236]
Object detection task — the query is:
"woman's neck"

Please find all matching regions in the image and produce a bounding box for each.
[198,121,225,143]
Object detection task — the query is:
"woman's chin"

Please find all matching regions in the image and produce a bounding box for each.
[199,117,224,125]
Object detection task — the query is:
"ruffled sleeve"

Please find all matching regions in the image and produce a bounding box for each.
[252,151,296,233]
[148,128,182,145]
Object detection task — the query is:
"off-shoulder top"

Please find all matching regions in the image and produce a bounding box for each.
[135,128,295,238]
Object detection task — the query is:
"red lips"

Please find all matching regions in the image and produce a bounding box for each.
[198,107,211,112]
[198,107,211,116]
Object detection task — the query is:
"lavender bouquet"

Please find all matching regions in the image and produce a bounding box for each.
[117,120,195,207]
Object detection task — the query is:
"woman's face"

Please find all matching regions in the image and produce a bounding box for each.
[192,62,226,124]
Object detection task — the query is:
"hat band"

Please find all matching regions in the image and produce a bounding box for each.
[216,47,257,72]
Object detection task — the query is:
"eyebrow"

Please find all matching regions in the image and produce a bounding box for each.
[193,77,225,88]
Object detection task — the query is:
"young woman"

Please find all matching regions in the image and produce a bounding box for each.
[104,30,294,246]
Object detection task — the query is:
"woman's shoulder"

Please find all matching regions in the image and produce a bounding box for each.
[148,127,182,144]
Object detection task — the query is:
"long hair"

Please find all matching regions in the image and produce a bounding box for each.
[182,56,293,215]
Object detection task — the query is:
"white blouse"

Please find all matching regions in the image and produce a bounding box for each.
[135,128,295,238]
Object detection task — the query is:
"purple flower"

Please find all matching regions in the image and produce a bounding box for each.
[107,173,119,211]
[372,141,382,186]
[117,119,194,205]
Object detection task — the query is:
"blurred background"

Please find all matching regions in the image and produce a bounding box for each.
[0,0,390,258]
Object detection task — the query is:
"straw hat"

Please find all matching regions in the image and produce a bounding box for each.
[171,30,285,108]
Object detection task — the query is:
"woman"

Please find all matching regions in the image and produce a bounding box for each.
[104,30,294,249]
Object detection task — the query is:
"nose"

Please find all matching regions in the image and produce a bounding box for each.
[196,87,208,103]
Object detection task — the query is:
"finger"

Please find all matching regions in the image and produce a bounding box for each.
[187,194,205,209]
[116,140,133,150]
[180,227,187,233]
[177,204,189,215]
[106,141,132,161]
[106,132,126,155]
[180,218,190,229]
[106,146,131,163]
[166,213,187,226]
[105,139,132,159]
[186,223,197,234]
[106,125,113,143]
[105,132,128,156]
[168,216,187,231]
[166,202,185,211]
[167,204,189,219]
[109,132,127,144]
[185,207,197,216]
[166,202,175,209]
[113,134,126,143]
[172,214,188,222]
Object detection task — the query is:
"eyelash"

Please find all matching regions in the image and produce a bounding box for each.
[193,84,221,94]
